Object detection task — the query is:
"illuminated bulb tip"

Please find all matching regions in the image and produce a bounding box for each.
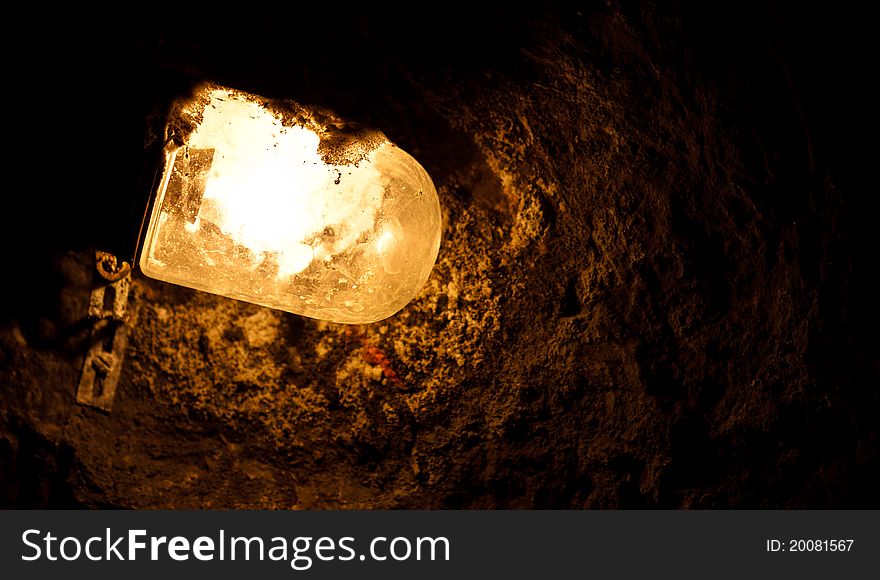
[140,85,441,324]
[376,230,396,255]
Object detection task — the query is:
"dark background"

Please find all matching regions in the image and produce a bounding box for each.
[1,1,877,508]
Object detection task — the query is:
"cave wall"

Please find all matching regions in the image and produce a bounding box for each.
[1,2,877,508]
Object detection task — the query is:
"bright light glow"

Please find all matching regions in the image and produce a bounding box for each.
[139,86,442,324]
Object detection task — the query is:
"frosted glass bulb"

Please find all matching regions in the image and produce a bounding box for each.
[139,85,442,324]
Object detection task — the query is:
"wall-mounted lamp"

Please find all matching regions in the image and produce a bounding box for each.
[77,83,442,410]
[140,84,442,324]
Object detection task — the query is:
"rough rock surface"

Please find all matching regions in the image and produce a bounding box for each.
[2,2,877,508]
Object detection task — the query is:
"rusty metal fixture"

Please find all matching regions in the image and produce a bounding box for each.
[96,251,132,282]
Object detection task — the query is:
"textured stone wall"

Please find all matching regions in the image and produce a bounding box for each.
[2,2,876,508]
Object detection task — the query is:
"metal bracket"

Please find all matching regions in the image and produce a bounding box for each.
[95,250,132,282]
[76,252,132,412]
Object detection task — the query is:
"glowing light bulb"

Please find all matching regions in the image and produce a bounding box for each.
[139,85,442,324]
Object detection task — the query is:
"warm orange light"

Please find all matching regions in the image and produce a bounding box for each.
[139,85,441,323]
